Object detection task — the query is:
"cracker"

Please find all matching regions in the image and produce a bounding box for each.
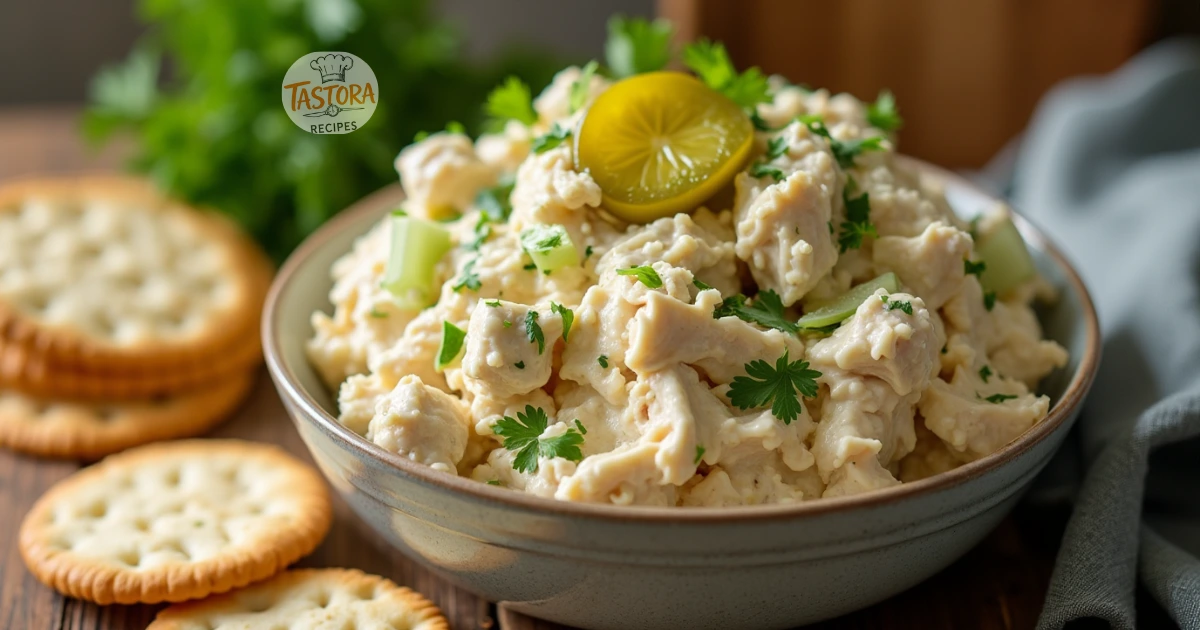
[19,439,332,604]
[0,176,272,371]
[0,334,262,400]
[148,568,450,630]
[0,370,254,459]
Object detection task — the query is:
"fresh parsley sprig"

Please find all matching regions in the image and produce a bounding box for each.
[485,76,538,128]
[532,123,572,154]
[880,295,913,315]
[476,176,515,223]
[682,39,772,110]
[867,90,903,133]
[493,406,585,473]
[749,163,785,182]
[569,60,600,113]
[525,310,545,354]
[728,351,822,424]
[964,259,987,278]
[616,265,663,288]
[838,189,877,253]
[452,258,482,292]
[551,302,574,342]
[799,115,885,169]
[712,290,798,334]
[605,15,673,78]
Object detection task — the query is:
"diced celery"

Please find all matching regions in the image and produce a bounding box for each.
[382,215,453,310]
[797,272,900,330]
[519,224,579,272]
[975,217,1035,294]
[435,320,466,371]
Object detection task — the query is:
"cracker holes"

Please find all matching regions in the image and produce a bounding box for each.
[313,589,331,608]
[131,517,150,532]
[244,595,275,613]
[116,549,141,567]
[155,539,190,560]
[84,500,108,519]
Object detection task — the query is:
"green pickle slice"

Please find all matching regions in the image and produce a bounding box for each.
[797,272,901,330]
[976,216,1036,294]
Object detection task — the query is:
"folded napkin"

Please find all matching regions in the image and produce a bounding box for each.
[996,39,1200,629]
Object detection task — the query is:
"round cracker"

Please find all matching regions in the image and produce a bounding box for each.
[0,370,255,459]
[19,439,332,604]
[148,568,449,630]
[0,334,262,400]
[0,176,273,371]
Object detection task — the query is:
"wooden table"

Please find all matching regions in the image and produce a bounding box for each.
[0,107,1118,630]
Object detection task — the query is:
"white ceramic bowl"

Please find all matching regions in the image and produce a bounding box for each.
[263,158,1100,630]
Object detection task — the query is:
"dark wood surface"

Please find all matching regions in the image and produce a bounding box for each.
[0,107,1078,630]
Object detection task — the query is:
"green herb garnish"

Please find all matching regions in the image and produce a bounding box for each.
[605,15,673,78]
[838,189,877,253]
[713,290,798,334]
[435,321,466,371]
[867,90,902,132]
[494,406,585,473]
[682,39,772,109]
[532,123,572,153]
[550,302,574,342]
[525,310,545,354]
[727,351,822,424]
[616,265,663,288]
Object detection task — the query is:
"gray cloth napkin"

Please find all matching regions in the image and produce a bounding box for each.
[998,39,1200,629]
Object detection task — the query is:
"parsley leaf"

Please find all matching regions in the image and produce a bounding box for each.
[493,406,585,473]
[727,351,822,424]
[867,90,903,132]
[569,60,599,113]
[464,216,492,251]
[750,111,779,132]
[514,361,525,369]
[605,15,673,78]
[485,76,538,127]
[882,296,913,315]
[435,321,466,370]
[838,190,877,253]
[749,163,785,182]
[525,310,545,354]
[485,299,501,307]
[486,479,502,486]
[597,355,609,368]
[551,302,574,342]
[693,278,713,291]
[574,419,588,435]
[368,308,388,318]
[616,265,663,288]
[979,365,992,383]
[694,445,706,465]
[682,39,772,109]
[800,116,885,169]
[984,291,997,311]
[584,245,594,260]
[475,177,515,222]
[964,259,987,277]
[765,136,789,160]
[532,123,572,154]
[712,290,798,334]
[452,258,482,292]
[985,393,1017,404]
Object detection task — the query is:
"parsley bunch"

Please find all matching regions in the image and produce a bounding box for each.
[84,0,560,261]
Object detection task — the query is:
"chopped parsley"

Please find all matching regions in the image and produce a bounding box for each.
[964,259,987,277]
[584,245,594,260]
[532,123,572,154]
[502,319,512,328]
[569,60,600,113]
[390,208,407,217]
[985,393,1017,404]
[979,365,993,383]
[493,406,585,473]
[525,310,545,354]
[750,110,779,132]
[574,419,588,435]
[728,351,822,424]
[464,216,492,251]
[765,136,789,160]
[616,265,663,288]
[712,290,798,334]
[551,302,574,342]
[452,258,482,292]
[522,262,537,271]
[682,39,772,110]
[597,355,609,368]
[800,115,885,169]
[749,162,785,182]
[984,291,998,311]
[694,445,706,465]
[445,121,466,135]
[838,189,877,253]
[692,278,713,291]
[520,225,564,252]
[605,15,673,78]
[368,308,388,318]
[867,90,903,132]
[514,361,525,369]
[484,299,501,307]
[435,321,466,371]
[484,76,538,128]
[881,296,913,315]
[486,479,502,486]
[475,177,515,222]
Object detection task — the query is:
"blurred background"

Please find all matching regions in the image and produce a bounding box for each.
[1,0,1198,258]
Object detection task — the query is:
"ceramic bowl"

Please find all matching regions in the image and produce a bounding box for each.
[263,158,1100,630]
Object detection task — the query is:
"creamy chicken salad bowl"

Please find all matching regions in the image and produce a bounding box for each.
[263,21,1099,630]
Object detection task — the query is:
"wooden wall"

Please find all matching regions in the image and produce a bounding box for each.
[660,0,1156,167]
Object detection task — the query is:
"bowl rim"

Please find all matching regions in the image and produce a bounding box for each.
[262,156,1101,524]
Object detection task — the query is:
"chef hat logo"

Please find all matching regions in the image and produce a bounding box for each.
[310,53,354,84]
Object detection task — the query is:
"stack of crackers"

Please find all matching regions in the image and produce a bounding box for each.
[5,177,449,627]
[0,177,270,459]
